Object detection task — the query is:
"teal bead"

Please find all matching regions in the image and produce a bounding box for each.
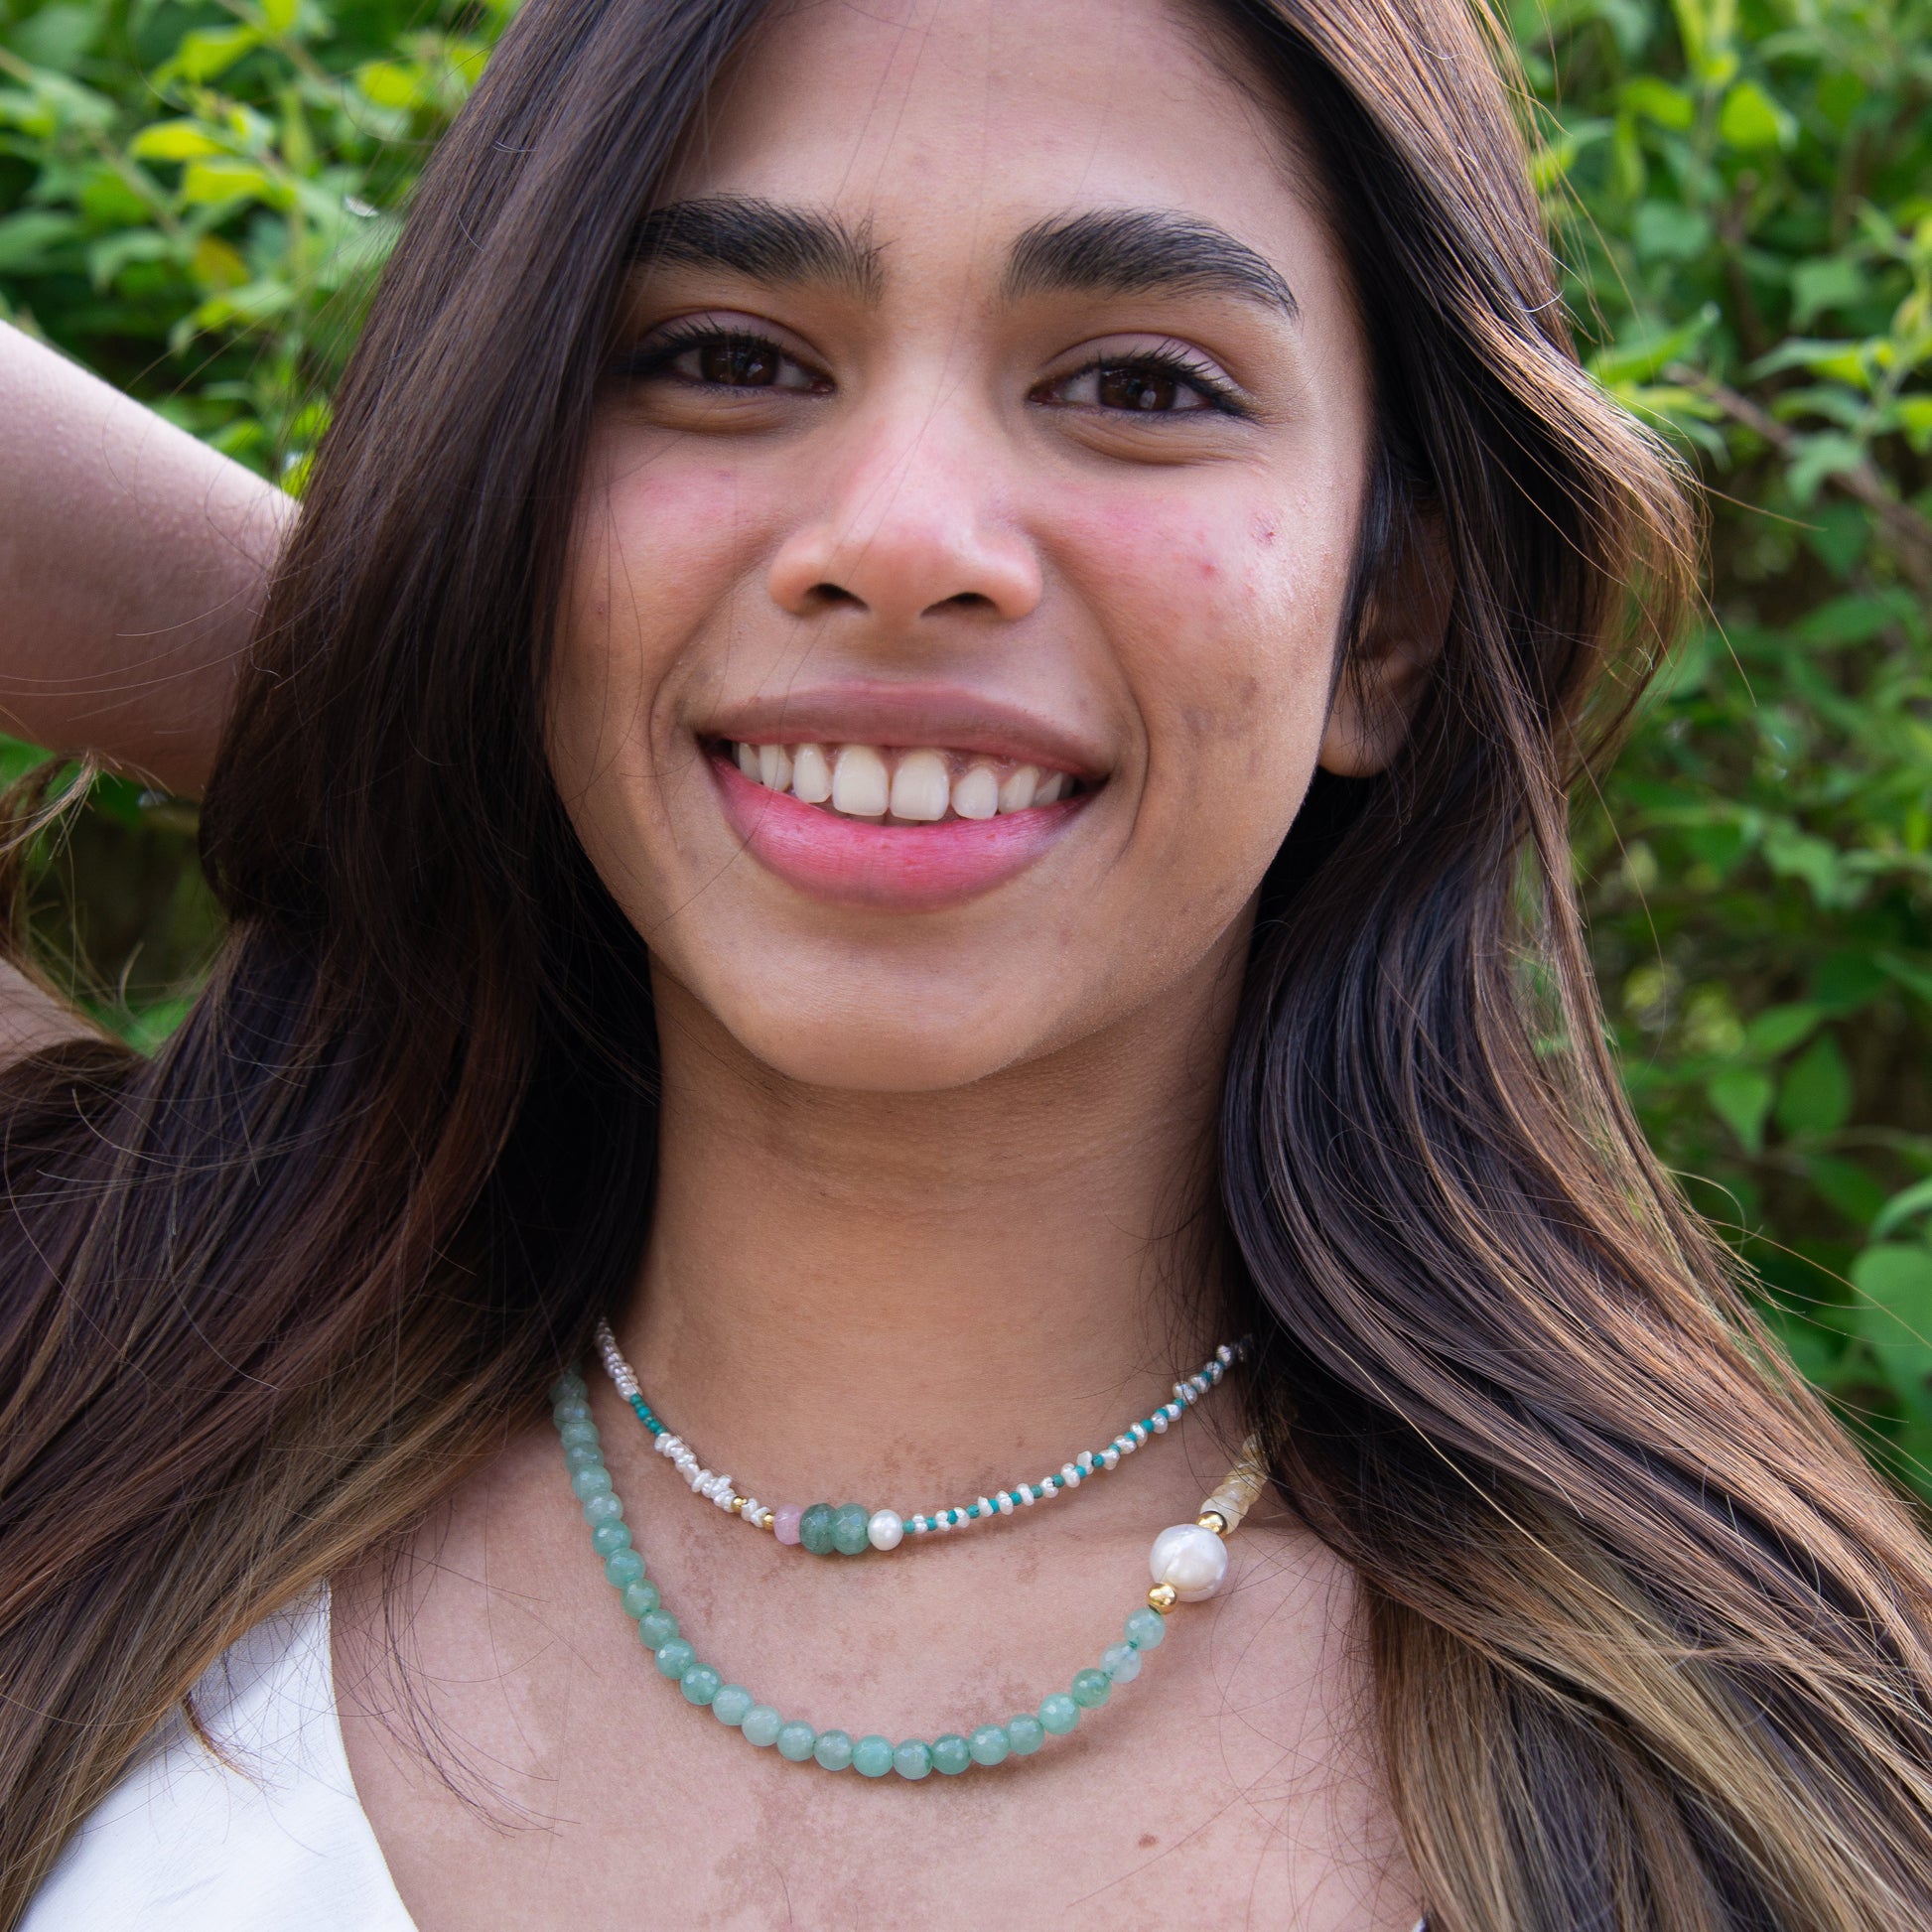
[1006,1714,1045,1755]
[798,1503,837,1556]
[570,1465,613,1499]
[1101,1642,1142,1684]
[620,1579,660,1619]
[741,1704,782,1747]
[564,1442,604,1472]
[553,1400,592,1428]
[1125,1606,1167,1650]
[681,1663,722,1706]
[582,1491,623,1527]
[853,1734,895,1777]
[638,1607,680,1648]
[893,1738,933,1780]
[1071,1668,1112,1710]
[777,1721,817,1762]
[968,1723,1009,1766]
[831,1503,870,1556]
[711,1683,754,1726]
[558,1418,599,1449]
[604,1549,645,1587]
[930,1733,971,1776]
[813,1729,854,1771]
[590,1522,631,1557]
[1038,1693,1079,1735]
[655,1637,695,1680]
[549,1378,585,1409]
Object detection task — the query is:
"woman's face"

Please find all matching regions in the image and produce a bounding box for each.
[551,0,1399,1092]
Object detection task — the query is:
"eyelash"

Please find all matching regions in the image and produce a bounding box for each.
[614,325,1251,419]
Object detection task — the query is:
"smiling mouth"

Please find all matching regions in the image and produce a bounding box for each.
[712,739,1093,824]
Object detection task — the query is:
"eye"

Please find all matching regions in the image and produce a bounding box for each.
[1035,348,1247,419]
[618,327,828,394]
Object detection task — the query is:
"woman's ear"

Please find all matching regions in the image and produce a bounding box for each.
[1317,510,1451,777]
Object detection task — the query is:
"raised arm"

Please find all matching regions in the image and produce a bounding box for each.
[0,321,292,799]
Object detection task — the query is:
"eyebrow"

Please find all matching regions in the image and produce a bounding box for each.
[1004,208,1297,319]
[630,197,883,300]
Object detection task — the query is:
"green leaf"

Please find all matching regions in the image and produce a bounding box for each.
[1718,79,1793,151]
[180,159,280,208]
[1633,202,1714,263]
[1790,257,1867,328]
[1744,1003,1821,1056]
[1618,74,1695,129]
[1851,1244,1932,1400]
[158,25,261,85]
[0,208,76,272]
[1874,1179,1932,1243]
[1775,1035,1853,1138]
[1708,1067,1774,1153]
[1785,432,1865,505]
[129,120,231,163]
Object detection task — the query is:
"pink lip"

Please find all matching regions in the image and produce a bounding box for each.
[711,752,1088,910]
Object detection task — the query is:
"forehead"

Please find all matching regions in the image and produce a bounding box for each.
[667,0,1325,283]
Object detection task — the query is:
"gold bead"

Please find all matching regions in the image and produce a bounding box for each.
[1148,1583,1178,1614]
[1196,1510,1229,1537]
[729,1496,745,1515]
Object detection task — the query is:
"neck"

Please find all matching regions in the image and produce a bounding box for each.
[615,941,1246,1499]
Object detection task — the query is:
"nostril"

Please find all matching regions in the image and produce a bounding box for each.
[804,582,866,612]
[929,591,995,614]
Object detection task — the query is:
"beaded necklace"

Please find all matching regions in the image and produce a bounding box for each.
[594,1317,1249,1552]
[550,1363,1267,1777]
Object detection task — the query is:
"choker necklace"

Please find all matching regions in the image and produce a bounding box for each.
[550,1366,1267,1777]
[594,1317,1249,1554]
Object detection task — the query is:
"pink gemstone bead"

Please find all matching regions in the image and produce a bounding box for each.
[773,1504,803,1546]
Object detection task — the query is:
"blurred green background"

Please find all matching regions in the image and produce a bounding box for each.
[1,0,1929,1492]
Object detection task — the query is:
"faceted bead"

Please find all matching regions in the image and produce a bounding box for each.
[1149,1522,1228,1601]
[711,1683,754,1726]
[1101,1642,1142,1684]
[1071,1668,1112,1710]
[1006,1713,1045,1755]
[798,1503,837,1556]
[930,1733,971,1776]
[638,1608,680,1648]
[813,1729,854,1771]
[654,1638,695,1680]
[680,1664,722,1706]
[570,1465,613,1499]
[853,1733,895,1777]
[1038,1694,1079,1735]
[893,1738,933,1780]
[553,1401,592,1429]
[776,1721,817,1762]
[867,1509,904,1552]
[1125,1606,1168,1650]
[741,1705,783,1747]
[590,1522,631,1557]
[564,1442,604,1472]
[581,1492,623,1527]
[604,1549,645,1587]
[968,1724,1010,1766]
[773,1505,804,1546]
[831,1504,871,1556]
[549,1377,585,1408]
[620,1580,660,1620]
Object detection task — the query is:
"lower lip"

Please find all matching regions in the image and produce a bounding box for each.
[711,753,1089,910]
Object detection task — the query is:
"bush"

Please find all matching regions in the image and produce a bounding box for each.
[3,0,1930,1492]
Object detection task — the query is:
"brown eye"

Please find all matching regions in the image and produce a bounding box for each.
[697,340,780,385]
[1096,364,1181,411]
[1040,351,1235,417]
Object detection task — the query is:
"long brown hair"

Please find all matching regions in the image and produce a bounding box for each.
[3,0,1930,1924]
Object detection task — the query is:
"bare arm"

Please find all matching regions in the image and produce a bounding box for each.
[0,321,292,799]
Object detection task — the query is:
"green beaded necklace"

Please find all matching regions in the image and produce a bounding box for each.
[550,1365,1266,1778]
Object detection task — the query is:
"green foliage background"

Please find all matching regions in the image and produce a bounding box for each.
[2,0,1930,1490]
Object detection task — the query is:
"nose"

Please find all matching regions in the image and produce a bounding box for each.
[766,404,1043,629]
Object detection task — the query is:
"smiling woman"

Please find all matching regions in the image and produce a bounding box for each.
[2,1,1932,1929]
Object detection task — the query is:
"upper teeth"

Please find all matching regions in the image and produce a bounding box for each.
[730,742,1070,821]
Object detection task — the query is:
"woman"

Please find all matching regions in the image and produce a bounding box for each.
[3,0,1930,1924]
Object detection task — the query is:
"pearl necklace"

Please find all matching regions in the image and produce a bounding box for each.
[551,1366,1269,1775]
[594,1317,1249,1553]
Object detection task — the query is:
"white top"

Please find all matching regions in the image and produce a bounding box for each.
[23,1589,416,1931]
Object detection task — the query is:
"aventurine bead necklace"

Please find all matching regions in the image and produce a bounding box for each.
[594,1316,1249,1554]
[549,1364,1268,1778]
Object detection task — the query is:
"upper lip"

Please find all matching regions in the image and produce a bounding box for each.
[701,682,1110,779]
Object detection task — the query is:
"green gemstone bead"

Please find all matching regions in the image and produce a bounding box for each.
[1125,1606,1167,1650]
[549,1378,585,1409]
[798,1503,837,1556]
[893,1738,933,1780]
[776,1721,817,1762]
[853,1734,895,1777]
[930,1733,971,1775]
[711,1683,754,1726]
[1038,1693,1079,1735]
[638,1607,680,1648]
[654,1637,695,1680]
[620,1580,659,1619]
[553,1400,592,1428]
[570,1465,613,1499]
[558,1419,599,1449]
[604,1549,645,1587]
[968,1723,1010,1766]
[564,1442,604,1471]
[813,1729,854,1771]
[590,1522,631,1557]
[681,1663,722,1706]
[831,1503,870,1556]
[1071,1668,1112,1710]
[1101,1641,1142,1683]
[1006,1714,1045,1755]
[741,1705,782,1747]
[581,1491,623,1527]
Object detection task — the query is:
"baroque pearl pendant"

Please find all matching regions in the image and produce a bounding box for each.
[1149,1522,1228,1601]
